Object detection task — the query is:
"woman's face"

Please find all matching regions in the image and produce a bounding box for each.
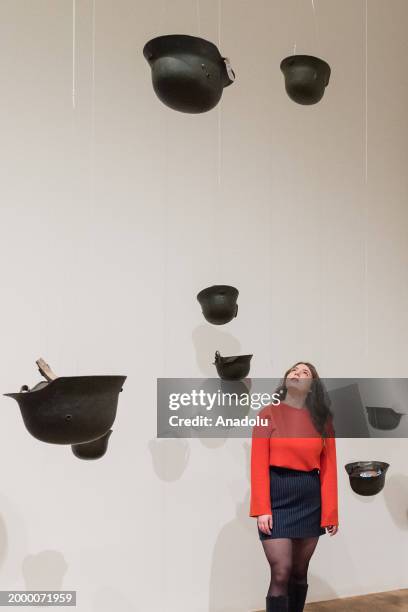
[286,363,313,395]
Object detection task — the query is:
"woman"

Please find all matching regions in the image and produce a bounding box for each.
[250,362,339,612]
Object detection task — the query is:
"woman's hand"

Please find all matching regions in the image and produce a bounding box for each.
[257,514,273,535]
[325,525,339,536]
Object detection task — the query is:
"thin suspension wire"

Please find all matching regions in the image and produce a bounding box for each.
[162,78,169,377]
[292,0,321,56]
[363,0,368,367]
[218,0,221,48]
[217,0,222,188]
[216,0,222,279]
[72,0,76,108]
[292,0,301,55]
[364,0,368,185]
[92,0,96,93]
[217,101,222,282]
[159,0,167,32]
[83,0,96,376]
[196,0,201,36]
[311,0,322,55]
[218,106,222,191]
[217,0,222,192]
[91,0,96,214]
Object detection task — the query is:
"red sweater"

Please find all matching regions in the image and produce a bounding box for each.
[250,402,339,527]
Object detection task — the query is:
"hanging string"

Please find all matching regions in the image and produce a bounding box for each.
[291,0,321,57]
[92,0,96,96]
[216,104,222,281]
[196,0,201,36]
[363,0,368,366]
[311,0,322,56]
[161,76,169,378]
[218,0,221,48]
[90,0,96,218]
[159,0,167,32]
[218,106,222,191]
[292,0,301,55]
[364,0,368,185]
[72,0,76,109]
[312,1,324,366]
[217,0,222,196]
[216,0,222,280]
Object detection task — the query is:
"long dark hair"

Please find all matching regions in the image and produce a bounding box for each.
[274,361,333,438]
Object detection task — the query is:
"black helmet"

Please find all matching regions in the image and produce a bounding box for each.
[5,375,126,445]
[197,285,239,325]
[280,54,331,105]
[344,461,390,496]
[143,34,235,113]
[213,350,252,381]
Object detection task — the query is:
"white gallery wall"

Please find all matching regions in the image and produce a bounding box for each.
[0,1,407,610]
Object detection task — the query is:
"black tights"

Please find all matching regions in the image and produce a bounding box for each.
[261,537,319,597]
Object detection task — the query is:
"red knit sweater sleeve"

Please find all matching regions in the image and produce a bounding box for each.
[249,405,275,517]
[320,416,339,527]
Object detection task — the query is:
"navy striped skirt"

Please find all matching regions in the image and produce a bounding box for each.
[258,465,326,540]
